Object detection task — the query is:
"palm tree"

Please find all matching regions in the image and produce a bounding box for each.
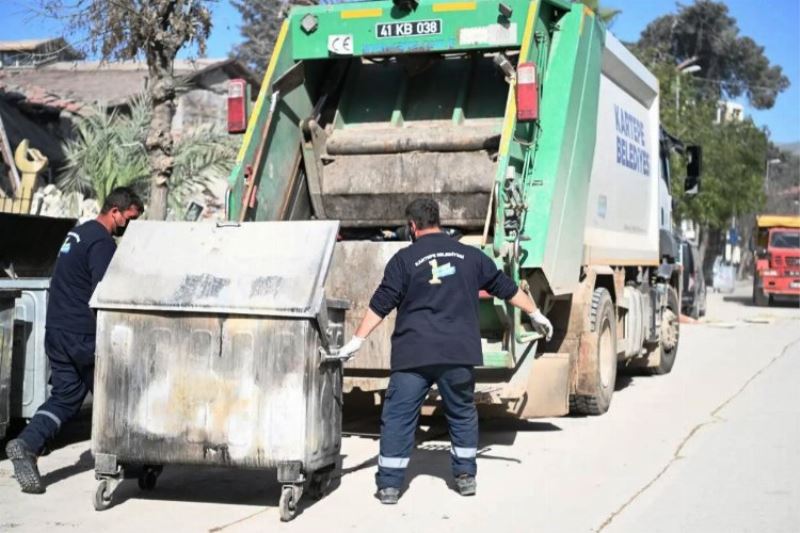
[59,95,235,217]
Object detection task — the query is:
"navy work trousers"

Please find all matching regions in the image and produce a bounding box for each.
[18,329,95,455]
[376,364,478,490]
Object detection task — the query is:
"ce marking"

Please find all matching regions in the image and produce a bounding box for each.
[327,34,354,55]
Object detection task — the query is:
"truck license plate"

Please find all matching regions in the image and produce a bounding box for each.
[376,19,442,38]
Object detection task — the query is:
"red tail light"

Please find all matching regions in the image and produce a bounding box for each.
[227,79,248,134]
[516,62,539,121]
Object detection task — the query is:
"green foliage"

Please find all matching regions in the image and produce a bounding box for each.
[641,55,769,230]
[630,0,780,236]
[59,96,236,217]
[59,98,151,204]
[636,0,789,109]
[231,0,314,77]
[230,0,282,77]
[765,145,800,215]
[670,117,768,230]
[578,0,621,25]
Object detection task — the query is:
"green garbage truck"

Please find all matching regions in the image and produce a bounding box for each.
[224,0,701,417]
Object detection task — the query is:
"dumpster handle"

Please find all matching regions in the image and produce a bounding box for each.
[216,221,241,228]
[319,347,348,364]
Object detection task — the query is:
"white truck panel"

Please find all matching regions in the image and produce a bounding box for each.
[583,34,662,266]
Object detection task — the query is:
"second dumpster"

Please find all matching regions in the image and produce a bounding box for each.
[89,220,348,521]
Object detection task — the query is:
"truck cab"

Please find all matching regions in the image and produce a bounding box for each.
[753,215,800,305]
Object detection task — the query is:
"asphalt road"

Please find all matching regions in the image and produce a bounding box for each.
[1,282,798,532]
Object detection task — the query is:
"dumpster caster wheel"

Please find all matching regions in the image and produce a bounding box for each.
[93,480,114,511]
[138,470,158,491]
[279,485,299,522]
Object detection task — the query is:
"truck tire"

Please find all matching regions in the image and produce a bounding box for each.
[570,288,617,415]
[650,287,680,375]
[753,275,770,307]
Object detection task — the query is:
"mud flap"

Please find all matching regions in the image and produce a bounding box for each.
[508,352,570,418]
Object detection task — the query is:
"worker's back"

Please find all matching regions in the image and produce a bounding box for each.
[371,232,516,371]
[46,220,115,335]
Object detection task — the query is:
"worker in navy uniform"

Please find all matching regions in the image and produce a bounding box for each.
[337,198,553,504]
[6,187,143,494]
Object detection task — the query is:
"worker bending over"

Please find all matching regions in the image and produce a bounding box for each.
[337,198,553,504]
[6,187,143,494]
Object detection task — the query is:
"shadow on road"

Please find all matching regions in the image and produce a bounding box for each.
[340,411,553,496]
[41,449,94,486]
[105,455,350,520]
[615,374,635,392]
[109,465,285,508]
[723,294,800,308]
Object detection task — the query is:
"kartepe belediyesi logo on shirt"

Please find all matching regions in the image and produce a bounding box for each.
[59,231,81,255]
[428,258,456,285]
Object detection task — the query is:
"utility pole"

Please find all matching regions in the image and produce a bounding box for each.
[675,63,702,119]
[765,158,782,195]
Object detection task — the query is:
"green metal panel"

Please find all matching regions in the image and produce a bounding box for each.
[225,0,608,363]
[519,6,605,294]
[227,24,314,222]
[290,0,533,60]
[482,350,513,368]
[334,53,507,130]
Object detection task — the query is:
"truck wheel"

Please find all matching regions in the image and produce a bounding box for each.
[570,288,617,415]
[753,276,770,307]
[651,287,680,375]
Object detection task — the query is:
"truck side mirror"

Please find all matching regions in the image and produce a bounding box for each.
[684,145,702,195]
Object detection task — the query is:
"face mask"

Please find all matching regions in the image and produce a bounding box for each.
[113,212,128,237]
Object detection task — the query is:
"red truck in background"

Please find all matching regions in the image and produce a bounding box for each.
[753,215,800,306]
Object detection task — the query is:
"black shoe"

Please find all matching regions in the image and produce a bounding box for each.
[455,474,476,496]
[376,487,400,504]
[5,439,45,494]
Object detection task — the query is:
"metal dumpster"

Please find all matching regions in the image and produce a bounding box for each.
[0,290,20,439]
[0,213,76,422]
[89,220,347,521]
[5,279,51,419]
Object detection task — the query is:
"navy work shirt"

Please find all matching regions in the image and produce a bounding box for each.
[368,232,518,370]
[46,220,116,335]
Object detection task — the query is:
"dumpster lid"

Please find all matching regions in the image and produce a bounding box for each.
[0,213,77,278]
[90,220,341,318]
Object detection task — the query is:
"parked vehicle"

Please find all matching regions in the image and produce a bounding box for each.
[680,239,707,318]
[753,215,800,306]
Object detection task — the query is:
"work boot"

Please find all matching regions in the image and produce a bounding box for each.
[5,439,44,494]
[376,487,400,504]
[455,474,476,496]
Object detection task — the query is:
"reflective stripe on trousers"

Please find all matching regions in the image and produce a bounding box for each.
[376,365,478,490]
[378,456,410,469]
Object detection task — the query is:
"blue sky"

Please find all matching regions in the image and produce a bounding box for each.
[1,0,798,142]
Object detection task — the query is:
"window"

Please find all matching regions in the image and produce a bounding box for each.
[770,231,800,249]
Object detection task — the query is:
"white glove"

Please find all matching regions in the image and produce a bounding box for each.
[337,336,365,360]
[529,310,553,342]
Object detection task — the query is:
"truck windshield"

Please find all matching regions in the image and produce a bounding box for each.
[770,231,800,249]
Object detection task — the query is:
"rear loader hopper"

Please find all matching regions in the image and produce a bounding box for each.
[225,0,698,417]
